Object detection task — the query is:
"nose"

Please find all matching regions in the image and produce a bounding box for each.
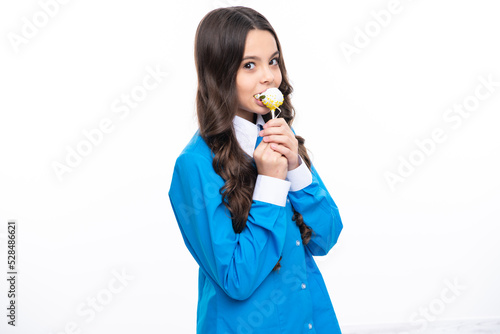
[260,65,274,84]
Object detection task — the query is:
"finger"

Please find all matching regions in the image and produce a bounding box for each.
[262,144,284,159]
[261,120,294,140]
[270,144,300,170]
[262,134,296,148]
[259,125,288,137]
[256,139,268,148]
[253,141,268,155]
[269,143,291,157]
[263,118,287,129]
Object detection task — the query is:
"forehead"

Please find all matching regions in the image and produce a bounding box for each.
[242,29,278,57]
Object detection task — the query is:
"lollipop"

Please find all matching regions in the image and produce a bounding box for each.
[254,87,283,119]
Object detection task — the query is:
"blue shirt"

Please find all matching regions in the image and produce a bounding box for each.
[168,118,343,334]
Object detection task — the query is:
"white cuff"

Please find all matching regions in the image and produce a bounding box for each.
[286,155,312,192]
[253,175,291,207]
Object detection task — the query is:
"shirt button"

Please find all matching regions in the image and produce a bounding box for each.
[296,240,300,246]
[308,323,313,329]
[301,283,306,290]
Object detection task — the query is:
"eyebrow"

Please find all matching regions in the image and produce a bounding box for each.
[242,51,280,62]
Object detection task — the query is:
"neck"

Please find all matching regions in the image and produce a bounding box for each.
[236,110,257,124]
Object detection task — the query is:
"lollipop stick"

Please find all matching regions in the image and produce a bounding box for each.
[274,107,281,119]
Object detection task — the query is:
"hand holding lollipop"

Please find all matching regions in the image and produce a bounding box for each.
[254,87,283,119]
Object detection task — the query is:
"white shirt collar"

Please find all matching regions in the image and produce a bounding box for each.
[233,114,266,157]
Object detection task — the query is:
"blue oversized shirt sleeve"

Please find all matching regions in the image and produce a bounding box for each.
[168,150,288,301]
[288,161,343,256]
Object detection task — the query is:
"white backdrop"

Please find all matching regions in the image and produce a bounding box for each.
[1,0,499,333]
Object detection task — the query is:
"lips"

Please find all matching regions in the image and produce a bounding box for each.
[254,87,275,97]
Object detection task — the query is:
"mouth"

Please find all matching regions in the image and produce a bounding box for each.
[255,97,265,107]
[254,87,275,98]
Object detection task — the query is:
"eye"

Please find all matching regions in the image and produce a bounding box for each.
[270,58,279,66]
[244,62,255,70]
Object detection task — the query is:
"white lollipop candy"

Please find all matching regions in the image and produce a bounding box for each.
[254,87,283,119]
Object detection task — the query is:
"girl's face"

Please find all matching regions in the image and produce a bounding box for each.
[235,29,282,123]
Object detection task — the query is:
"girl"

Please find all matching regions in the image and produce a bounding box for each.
[169,6,343,334]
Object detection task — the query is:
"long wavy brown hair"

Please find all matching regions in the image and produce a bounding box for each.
[194,6,312,271]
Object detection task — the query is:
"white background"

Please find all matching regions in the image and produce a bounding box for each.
[1,0,499,333]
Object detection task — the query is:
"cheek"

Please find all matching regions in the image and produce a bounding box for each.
[236,73,250,94]
[275,69,283,87]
